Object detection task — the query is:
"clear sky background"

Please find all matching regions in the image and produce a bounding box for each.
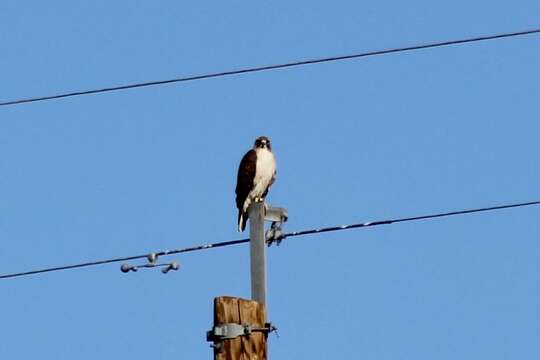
[1,1,539,359]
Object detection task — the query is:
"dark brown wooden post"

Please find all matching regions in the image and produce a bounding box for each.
[208,205,285,359]
[212,296,267,360]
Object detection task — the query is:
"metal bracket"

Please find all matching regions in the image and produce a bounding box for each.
[264,206,288,223]
[207,322,277,353]
[264,206,288,247]
[265,221,284,246]
[120,253,180,274]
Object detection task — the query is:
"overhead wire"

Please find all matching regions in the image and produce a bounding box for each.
[1,200,539,280]
[1,28,539,107]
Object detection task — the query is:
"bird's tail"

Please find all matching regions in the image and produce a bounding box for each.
[238,211,248,232]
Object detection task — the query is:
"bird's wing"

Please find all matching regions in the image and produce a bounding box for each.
[235,149,257,211]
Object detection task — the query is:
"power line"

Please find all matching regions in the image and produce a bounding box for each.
[1,200,538,280]
[1,28,539,108]
[282,200,540,237]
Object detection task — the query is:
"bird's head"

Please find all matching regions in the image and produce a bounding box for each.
[254,136,272,151]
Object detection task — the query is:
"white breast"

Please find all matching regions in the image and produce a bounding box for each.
[252,148,276,198]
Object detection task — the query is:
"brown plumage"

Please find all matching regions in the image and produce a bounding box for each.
[236,149,257,232]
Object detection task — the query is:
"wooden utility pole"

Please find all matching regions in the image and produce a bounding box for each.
[211,296,267,360]
[207,203,286,359]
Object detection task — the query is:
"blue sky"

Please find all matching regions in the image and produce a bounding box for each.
[1,1,539,359]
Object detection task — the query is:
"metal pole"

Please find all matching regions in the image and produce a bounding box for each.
[249,202,266,304]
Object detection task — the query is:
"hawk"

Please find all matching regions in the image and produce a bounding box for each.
[235,136,277,232]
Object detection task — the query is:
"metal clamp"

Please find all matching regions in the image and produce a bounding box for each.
[265,206,288,247]
[265,221,284,246]
[207,322,277,352]
[120,253,180,274]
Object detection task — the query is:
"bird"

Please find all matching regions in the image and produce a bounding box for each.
[235,136,277,232]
